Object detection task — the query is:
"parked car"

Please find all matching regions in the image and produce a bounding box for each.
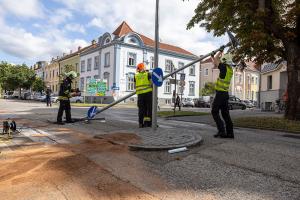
[194,98,210,108]
[70,96,84,103]
[37,95,46,102]
[242,100,254,108]
[50,95,58,103]
[3,91,14,99]
[51,95,83,103]
[181,98,194,107]
[228,96,247,110]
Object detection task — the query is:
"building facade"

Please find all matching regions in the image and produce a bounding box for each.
[260,61,287,110]
[79,21,200,104]
[44,59,60,94]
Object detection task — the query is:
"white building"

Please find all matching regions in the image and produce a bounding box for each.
[79,21,200,104]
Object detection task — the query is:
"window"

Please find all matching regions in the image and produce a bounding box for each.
[105,38,110,44]
[104,52,110,67]
[94,75,100,80]
[75,63,79,72]
[251,77,254,84]
[81,60,85,72]
[53,70,54,78]
[178,62,185,74]
[49,71,51,78]
[128,52,136,67]
[80,77,84,91]
[267,75,272,90]
[165,59,172,72]
[255,77,258,84]
[164,79,171,93]
[189,81,195,96]
[126,73,135,91]
[87,58,92,71]
[86,76,91,85]
[94,56,99,69]
[189,65,195,76]
[150,56,154,69]
[205,68,209,76]
[103,72,110,90]
[239,74,242,83]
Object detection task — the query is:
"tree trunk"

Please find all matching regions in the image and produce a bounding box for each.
[285,42,300,120]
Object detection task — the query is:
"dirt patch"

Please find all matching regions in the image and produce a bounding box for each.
[94,133,141,146]
[0,142,159,200]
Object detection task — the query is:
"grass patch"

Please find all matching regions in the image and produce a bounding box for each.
[158,111,209,118]
[234,117,300,134]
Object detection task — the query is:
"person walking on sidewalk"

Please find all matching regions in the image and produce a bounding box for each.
[134,63,152,128]
[56,71,77,125]
[45,86,52,107]
[211,48,234,138]
[174,94,181,111]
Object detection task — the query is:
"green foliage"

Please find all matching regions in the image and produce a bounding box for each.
[0,62,36,91]
[185,0,299,64]
[201,82,215,96]
[32,78,45,92]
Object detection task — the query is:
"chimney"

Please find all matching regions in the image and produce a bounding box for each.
[78,46,81,51]
[92,39,96,45]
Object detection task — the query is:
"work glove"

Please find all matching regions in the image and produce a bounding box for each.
[219,45,225,52]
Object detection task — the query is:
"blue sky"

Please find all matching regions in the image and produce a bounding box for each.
[0,0,227,67]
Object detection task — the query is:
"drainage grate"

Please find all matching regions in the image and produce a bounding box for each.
[282,134,300,139]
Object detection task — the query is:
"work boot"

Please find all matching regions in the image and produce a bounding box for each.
[214,132,227,138]
[55,121,65,125]
[226,133,234,139]
[65,120,75,123]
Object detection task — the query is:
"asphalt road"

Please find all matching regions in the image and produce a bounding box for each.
[1,99,299,200]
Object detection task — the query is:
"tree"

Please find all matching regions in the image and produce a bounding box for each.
[201,82,215,96]
[186,0,300,120]
[32,78,45,93]
[0,63,36,97]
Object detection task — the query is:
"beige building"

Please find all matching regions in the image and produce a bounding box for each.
[59,45,93,90]
[44,58,60,94]
[260,61,287,110]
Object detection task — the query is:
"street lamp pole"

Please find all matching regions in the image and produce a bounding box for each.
[152,0,159,130]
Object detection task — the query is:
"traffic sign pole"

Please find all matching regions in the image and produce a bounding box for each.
[152,0,159,130]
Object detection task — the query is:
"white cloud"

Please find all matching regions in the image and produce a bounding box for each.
[65,23,86,34]
[0,0,44,19]
[87,18,104,28]
[57,0,229,55]
[48,8,73,25]
[0,19,88,62]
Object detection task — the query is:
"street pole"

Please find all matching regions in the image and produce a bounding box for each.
[152,0,159,130]
[173,73,177,116]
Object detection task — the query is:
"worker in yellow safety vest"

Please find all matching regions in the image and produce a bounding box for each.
[211,48,234,139]
[134,63,152,128]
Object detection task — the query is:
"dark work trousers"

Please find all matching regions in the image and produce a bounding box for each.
[137,91,152,126]
[174,102,181,111]
[57,100,71,122]
[46,96,52,107]
[211,91,233,134]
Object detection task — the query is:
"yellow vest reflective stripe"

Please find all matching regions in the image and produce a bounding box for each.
[135,72,152,94]
[215,65,233,92]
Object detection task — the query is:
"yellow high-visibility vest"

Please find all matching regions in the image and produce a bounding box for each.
[135,72,152,95]
[215,65,233,92]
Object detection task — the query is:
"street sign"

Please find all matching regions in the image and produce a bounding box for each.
[152,67,163,87]
[96,81,106,96]
[87,106,98,119]
[170,79,179,85]
[180,74,185,81]
[179,80,185,86]
[111,83,120,90]
[87,79,97,95]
